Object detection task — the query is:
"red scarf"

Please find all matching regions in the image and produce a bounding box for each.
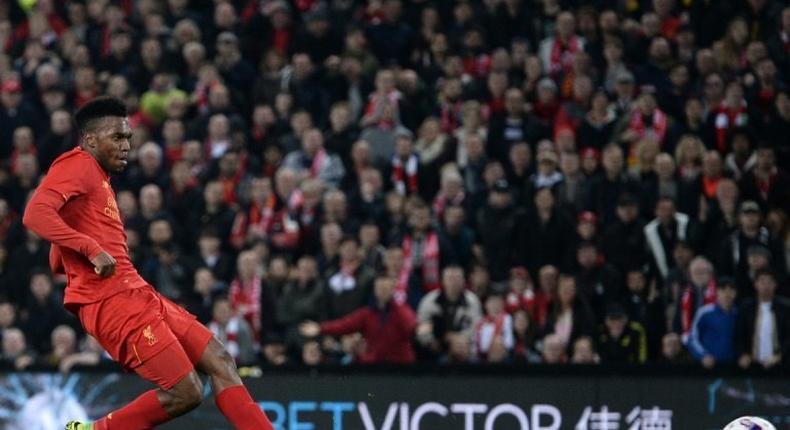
[628,108,668,145]
[432,191,465,221]
[714,100,748,153]
[702,176,721,199]
[230,194,276,249]
[229,275,262,340]
[440,100,463,133]
[506,288,549,328]
[475,313,506,357]
[680,280,717,340]
[391,154,419,195]
[309,149,327,178]
[208,317,243,362]
[549,36,580,76]
[396,232,440,303]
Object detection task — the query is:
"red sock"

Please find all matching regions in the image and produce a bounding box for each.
[94,390,171,430]
[215,385,274,430]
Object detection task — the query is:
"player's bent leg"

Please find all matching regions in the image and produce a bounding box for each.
[197,337,275,430]
[84,341,204,430]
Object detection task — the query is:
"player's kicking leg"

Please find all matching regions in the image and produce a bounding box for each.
[65,344,205,430]
[65,338,274,430]
[197,337,275,429]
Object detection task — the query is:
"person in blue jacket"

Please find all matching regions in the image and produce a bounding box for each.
[687,278,737,368]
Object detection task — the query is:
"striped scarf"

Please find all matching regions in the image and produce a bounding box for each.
[229,276,262,340]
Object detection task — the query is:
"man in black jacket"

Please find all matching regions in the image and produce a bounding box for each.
[736,270,790,369]
[719,200,787,297]
[602,193,647,273]
[476,179,520,281]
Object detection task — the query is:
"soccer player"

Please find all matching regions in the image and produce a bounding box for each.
[23,97,275,430]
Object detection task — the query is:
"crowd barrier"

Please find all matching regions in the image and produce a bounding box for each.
[0,366,787,429]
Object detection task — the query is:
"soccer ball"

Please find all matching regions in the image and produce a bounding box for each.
[723,416,776,430]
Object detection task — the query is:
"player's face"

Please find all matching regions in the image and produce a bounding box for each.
[91,117,132,174]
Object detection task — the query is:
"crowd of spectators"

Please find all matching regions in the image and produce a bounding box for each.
[0,0,789,371]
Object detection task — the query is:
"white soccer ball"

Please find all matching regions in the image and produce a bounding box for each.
[723,416,776,430]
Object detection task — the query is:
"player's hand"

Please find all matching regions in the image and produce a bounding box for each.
[299,321,320,338]
[702,355,716,369]
[91,251,116,278]
[738,354,752,369]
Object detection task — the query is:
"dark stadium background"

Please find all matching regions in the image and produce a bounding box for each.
[0,0,789,428]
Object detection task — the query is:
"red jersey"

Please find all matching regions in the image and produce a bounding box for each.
[23,147,146,307]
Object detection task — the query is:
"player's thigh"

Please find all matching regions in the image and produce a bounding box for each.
[158,293,214,365]
[134,339,197,390]
[79,288,179,370]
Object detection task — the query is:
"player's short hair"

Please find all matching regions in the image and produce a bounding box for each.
[74,96,127,134]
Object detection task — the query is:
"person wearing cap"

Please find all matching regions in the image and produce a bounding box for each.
[735,269,790,369]
[579,146,601,177]
[687,278,738,368]
[612,69,637,117]
[720,200,786,297]
[477,178,520,281]
[602,193,648,272]
[575,211,599,243]
[0,79,38,160]
[575,241,622,322]
[596,303,648,364]
[529,150,563,195]
[622,269,666,359]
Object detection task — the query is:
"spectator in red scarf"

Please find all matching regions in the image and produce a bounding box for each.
[229,250,264,340]
[539,11,585,78]
[230,178,277,250]
[710,82,750,154]
[674,256,718,342]
[739,145,790,214]
[208,296,257,365]
[473,292,514,363]
[402,201,459,296]
[300,277,417,364]
[615,92,675,157]
[387,130,424,197]
[283,128,346,187]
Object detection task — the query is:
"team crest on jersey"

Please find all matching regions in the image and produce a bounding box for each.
[143,325,157,346]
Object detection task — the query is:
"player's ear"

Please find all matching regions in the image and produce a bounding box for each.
[83,132,97,149]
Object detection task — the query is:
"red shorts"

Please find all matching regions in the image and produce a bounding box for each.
[77,286,213,389]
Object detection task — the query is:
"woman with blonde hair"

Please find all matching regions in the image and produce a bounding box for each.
[712,17,749,73]
[630,138,661,178]
[674,135,706,179]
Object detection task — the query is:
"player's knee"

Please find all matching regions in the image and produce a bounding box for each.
[174,376,203,412]
[182,378,204,410]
